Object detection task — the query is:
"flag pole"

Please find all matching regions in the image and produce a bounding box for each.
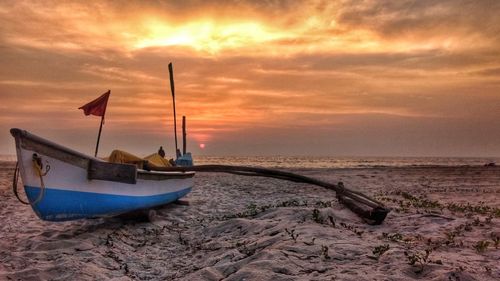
[78,89,111,158]
[168,62,179,158]
[94,114,105,157]
[93,89,110,157]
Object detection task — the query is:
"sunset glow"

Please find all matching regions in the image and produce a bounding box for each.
[134,20,285,54]
[1,1,500,157]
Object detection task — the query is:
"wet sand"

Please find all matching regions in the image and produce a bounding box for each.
[0,160,499,280]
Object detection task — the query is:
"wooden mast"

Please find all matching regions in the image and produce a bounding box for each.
[168,63,179,158]
[182,116,187,155]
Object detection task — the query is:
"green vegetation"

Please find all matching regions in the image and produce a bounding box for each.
[378,191,500,217]
[321,245,330,260]
[372,244,390,260]
[285,228,299,242]
[382,232,403,242]
[222,199,336,220]
[312,208,323,223]
[474,240,490,253]
[491,234,500,249]
[339,222,363,237]
[404,249,431,274]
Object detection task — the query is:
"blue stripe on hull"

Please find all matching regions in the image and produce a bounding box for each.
[24,185,192,221]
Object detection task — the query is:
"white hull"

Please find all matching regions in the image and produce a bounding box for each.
[11,128,195,221]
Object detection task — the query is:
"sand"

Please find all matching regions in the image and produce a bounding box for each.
[0,160,499,280]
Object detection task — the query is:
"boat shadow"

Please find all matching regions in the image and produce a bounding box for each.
[48,200,189,241]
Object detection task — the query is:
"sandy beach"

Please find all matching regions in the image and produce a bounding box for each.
[0,160,499,280]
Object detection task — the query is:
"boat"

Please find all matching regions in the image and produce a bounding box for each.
[10,128,195,221]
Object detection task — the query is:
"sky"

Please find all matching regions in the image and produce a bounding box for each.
[1,0,500,157]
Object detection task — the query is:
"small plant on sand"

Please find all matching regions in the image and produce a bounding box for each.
[399,192,500,218]
[105,233,114,246]
[372,244,390,260]
[328,215,336,228]
[222,199,311,220]
[485,215,493,224]
[404,249,431,274]
[246,203,259,216]
[448,271,460,281]
[445,230,456,241]
[401,192,441,210]
[177,230,189,246]
[321,245,330,260]
[312,208,324,224]
[473,240,490,253]
[340,222,363,237]
[383,232,403,242]
[314,201,333,208]
[491,234,500,249]
[484,266,492,275]
[463,222,473,231]
[443,230,459,246]
[236,242,256,257]
[285,228,299,242]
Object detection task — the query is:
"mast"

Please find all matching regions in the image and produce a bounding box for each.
[168,62,179,158]
[182,115,187,155]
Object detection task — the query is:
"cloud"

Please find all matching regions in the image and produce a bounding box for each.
[1,0,500,156]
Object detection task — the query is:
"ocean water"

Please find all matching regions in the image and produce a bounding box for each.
[2,154,497,169]
[194,156,499,169]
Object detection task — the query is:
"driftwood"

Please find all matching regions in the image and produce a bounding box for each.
[144,164,390,225]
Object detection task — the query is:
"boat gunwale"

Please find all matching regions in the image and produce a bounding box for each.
[10,128,195,181]
[137,169,195,180]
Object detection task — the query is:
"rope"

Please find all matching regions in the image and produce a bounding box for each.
[12,155,50,205]
[31,154,49,205]
[12,161,29,205]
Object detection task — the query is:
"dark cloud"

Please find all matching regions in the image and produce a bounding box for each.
[337,0,500,41]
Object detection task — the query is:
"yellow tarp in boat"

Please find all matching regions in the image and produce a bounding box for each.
[105,150,173,168]
[143,153,173,167]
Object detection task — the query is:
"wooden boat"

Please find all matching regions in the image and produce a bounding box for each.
[10,128,194,221]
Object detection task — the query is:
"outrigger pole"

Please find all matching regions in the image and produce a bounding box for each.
[168,62,179,158]
[143,164,391,225]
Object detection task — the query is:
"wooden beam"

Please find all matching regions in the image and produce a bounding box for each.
[88,160,137,184]
[143,164,391,224]
[182,116,187,155]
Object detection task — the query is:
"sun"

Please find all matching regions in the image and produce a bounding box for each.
[199,143,206,149]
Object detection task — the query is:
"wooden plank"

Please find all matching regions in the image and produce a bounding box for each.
[88,160,137,184]
[11,128,91,169]
[137,171,195,181]
[21,137,90,169]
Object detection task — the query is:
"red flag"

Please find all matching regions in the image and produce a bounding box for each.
[79,90,110,117]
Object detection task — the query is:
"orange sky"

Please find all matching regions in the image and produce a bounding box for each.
[1,0,500,157]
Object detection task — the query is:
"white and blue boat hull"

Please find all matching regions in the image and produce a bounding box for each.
[24,185,192,221]
[11,128,195,221]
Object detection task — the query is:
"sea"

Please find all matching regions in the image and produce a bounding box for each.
[1,154,497,169]
[194,156,498,169]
